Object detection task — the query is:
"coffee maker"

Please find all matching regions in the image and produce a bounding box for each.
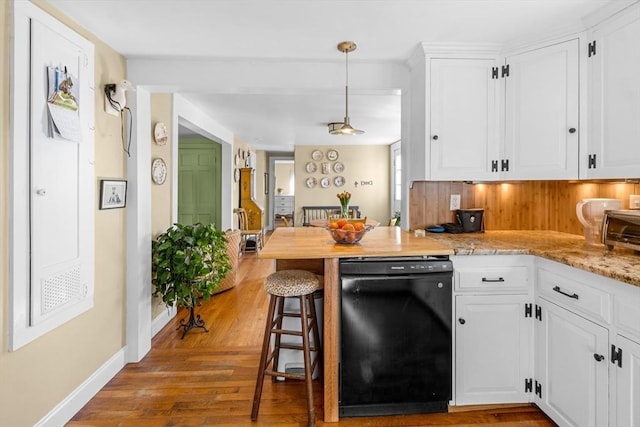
[456,209,484,233]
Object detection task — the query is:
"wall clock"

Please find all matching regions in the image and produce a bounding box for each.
[151,158,167,185]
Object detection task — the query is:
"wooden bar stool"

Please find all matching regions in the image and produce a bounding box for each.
[251,269,322,427]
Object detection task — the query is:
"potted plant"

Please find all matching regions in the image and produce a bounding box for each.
[152,223,231,338]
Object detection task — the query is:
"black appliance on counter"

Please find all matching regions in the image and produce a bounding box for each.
[339,256,453,417]
[456,208,484,232]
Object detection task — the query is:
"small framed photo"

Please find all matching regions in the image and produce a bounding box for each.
[99,179,127,210]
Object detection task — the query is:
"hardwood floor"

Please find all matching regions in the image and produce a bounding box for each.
[68,242,556,426]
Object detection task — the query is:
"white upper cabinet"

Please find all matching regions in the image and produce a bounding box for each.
[585,4,640,179]
[423,38,580,181]
[430,58,499,181]
[502,39,580,180]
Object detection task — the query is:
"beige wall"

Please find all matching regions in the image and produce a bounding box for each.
[294,145,391,225]
[0,2,128,426]
[275,161,295,195]
[150,94,174,319]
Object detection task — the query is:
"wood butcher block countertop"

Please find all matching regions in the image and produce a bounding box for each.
[259,225,454,259]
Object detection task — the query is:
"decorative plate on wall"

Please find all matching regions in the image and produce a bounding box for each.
[320,177,331,188]
[305,161,317,173]
[305,177,317,188]
[327,149,339,161]
[333,176,345,187]
[321,162,331,174]
[311,149,323,161]
[234,168,240,182]
[151,158,167,185]
[333,162,344,173]
[153,122,168,145]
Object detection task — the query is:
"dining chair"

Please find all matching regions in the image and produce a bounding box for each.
[233,208,263,253]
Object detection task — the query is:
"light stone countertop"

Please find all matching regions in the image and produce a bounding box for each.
[423,230,640,288]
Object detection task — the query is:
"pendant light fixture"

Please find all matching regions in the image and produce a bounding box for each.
[328,41,364,135]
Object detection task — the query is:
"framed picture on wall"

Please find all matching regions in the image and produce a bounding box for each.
[99,179,127,209]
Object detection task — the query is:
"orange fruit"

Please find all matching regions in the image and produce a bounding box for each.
[341,223,355,231]
[353,222,365,231]
[337,218,348,228]
[328,221,339,229]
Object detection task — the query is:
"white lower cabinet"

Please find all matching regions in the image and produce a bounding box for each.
[453,255,640,427]
[614,335,640,427]
[534,297,609,427]
[455,294,531,404]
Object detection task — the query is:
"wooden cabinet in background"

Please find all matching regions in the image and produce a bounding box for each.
[239,168,264,231]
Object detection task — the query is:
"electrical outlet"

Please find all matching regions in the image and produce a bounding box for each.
[450,194,461,211]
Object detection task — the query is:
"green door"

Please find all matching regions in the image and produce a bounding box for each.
[178,139,222,228]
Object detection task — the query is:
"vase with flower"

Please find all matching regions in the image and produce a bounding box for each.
[337,191,351,218]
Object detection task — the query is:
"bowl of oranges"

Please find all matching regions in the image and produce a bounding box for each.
[326,217,372,244]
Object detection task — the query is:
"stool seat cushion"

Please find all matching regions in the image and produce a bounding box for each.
[264,270,321,297]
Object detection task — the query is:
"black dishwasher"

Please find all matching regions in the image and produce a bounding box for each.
[339,256,453,417]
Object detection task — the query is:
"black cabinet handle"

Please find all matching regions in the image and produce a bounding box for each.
[432,135,439,140]
[553,285,579,300]
[482,277,505,283]
[593,353,605,362]
[569,128,576,134]
[458,318,466,325]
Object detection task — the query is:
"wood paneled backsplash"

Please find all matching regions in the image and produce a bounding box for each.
[410,181,640,235]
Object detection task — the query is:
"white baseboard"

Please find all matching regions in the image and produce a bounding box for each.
[35,347,127,427]
[151,306,176,337]
[33,310,175,426]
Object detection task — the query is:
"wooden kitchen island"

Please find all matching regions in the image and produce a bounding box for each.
[258,226,454,423]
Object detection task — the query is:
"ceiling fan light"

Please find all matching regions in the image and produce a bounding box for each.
[328,41,364,136]
[328,122,364,135]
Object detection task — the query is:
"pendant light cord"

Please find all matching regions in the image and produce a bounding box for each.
[344,49,349,122]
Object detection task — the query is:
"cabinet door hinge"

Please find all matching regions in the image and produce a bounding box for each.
[502,64,510,78]
[588,154,597,169]
[611,345,623,368]
[535,304,542,321]
[525,378,533,393]
[501,159,509,172]
[491,66,499,79]
[525,303,533,318]
[588,41,597,57]
[535,380,543,398]
[491,160,499,172]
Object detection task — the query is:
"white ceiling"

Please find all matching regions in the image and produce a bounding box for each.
[48,0,633,151]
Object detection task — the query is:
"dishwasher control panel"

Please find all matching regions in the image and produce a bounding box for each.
[340,256,453,275]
